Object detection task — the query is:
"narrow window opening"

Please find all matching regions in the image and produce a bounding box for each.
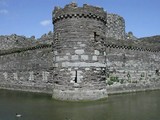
[122,53,126,67]
[94,32,96,41]
[156,69,159,76]
[94,32,100,42]
[74,70,77,83]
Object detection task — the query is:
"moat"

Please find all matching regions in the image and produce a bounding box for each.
[0,90,160,120]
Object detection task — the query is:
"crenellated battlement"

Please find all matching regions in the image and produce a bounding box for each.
[53,3,126,40]
[53,3,107,24]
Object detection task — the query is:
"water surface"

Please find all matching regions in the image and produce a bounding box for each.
[0,90,160,120]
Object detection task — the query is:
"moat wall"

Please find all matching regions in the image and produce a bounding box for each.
[0,45,54,94]
[105,46,160,94]
[0,41,160,97]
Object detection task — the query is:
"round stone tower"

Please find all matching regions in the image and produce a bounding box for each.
[52,3,108,101]
[106,13,126,40]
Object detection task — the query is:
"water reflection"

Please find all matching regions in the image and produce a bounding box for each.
[0,90,160,120]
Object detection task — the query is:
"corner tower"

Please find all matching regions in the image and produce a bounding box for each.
[52,3,108,101]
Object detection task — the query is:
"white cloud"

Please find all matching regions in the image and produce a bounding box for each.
[0,9,8,14]
[40,20,51,26]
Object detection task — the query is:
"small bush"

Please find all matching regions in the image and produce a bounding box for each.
[132,80,138,83]
[110,76,119,82]
[107,80,114,85]
[120,79,124,84]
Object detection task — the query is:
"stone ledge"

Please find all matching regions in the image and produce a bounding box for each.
[107,82,160,95]
[52,89,108,101]
[61,62,106,67]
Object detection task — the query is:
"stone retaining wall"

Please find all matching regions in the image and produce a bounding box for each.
[0,70,53,94]
[0,46,54,94]
[105,46,160,93]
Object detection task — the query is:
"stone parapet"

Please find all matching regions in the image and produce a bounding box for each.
[53,3,107,24]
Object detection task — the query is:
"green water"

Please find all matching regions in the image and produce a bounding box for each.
[0,90,160,120]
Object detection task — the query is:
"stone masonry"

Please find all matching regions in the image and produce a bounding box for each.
[0,3,160,101]
[52,3,108,100]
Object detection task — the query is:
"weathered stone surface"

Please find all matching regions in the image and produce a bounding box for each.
[52,3,107,101]
[75,49,84,55]
[61,62,106,67]
[71,55,79,60]
[0,3,160,102]
[94,50,100,55]
[81,55,89,61]
[92,56,98,61]
[52,89,108,101]
[106,13,125,40]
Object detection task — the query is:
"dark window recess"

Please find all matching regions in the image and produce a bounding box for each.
[94,32,99,42]
[74,70,77,83]
[94,32,96,40]
[54,81,59,84]
[101,68,106,75]
[156,70,159,75]
[122,54,126,67]
[123,54,126,61]
[94,32,100,42]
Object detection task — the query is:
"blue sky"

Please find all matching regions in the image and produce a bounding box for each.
[0,0,160,38]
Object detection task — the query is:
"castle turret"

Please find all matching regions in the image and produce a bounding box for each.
[106,13,126,40]
[52,3,108,101]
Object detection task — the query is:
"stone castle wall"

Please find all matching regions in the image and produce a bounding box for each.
[0,34,36,50]
[106,13,125,40]
[104,46,160,94]
[0,3,159,101]
[0,40,159,96]
[0,45,54,93]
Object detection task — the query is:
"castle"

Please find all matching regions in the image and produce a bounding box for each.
[0,3,160,101]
